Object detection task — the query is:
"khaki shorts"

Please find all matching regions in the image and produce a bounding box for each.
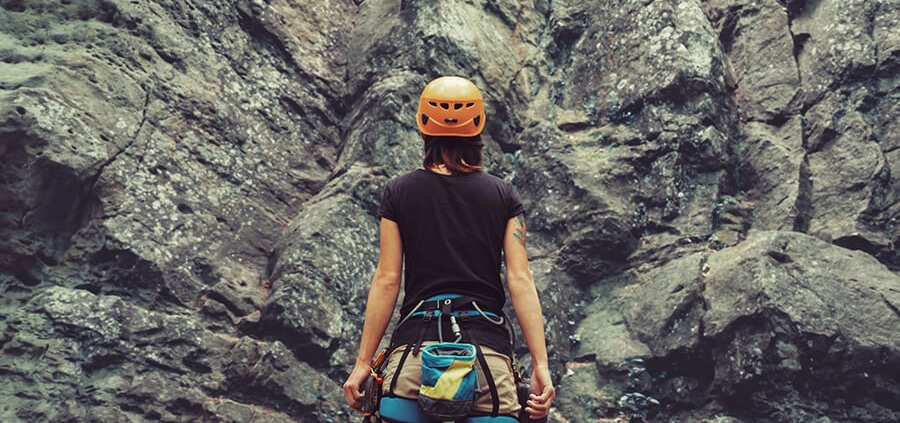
[381,342,521,416]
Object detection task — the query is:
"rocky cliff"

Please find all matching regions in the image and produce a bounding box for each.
[1,0,898,422]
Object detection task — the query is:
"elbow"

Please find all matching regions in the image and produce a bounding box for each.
[372,269,402,289]
[506,269,534,292]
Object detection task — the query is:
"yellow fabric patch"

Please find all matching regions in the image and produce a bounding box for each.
[419,357,475,400]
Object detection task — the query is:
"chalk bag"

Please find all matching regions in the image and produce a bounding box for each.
[418,342,478,420]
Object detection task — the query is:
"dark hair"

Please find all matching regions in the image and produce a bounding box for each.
[422,135,484,174]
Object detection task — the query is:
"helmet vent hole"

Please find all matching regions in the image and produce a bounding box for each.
[453,103,463,110]
[428,101,437,107]
[466,103,475,108]
[474,116,481,127]
[421,114,429,125]
[440,102,450,110]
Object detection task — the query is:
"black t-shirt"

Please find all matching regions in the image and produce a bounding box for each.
[380,169,525,318]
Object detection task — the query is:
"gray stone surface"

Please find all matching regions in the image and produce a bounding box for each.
[1,0,898,421]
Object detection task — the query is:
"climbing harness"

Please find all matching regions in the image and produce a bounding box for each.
[377,294,517,423]
[362,293,546,423]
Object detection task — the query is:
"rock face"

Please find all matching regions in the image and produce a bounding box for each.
[0,0,897,422]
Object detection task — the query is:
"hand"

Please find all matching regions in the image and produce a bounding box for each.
[342,364,370,412]
[525,366,555,419]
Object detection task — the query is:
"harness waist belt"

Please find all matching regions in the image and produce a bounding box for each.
[410,309,501,319]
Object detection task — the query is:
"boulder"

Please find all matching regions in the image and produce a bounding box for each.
[1,0,898,421]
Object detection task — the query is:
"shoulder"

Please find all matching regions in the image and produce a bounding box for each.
[476,171,518,192]
[387,169,428,188]
[467,170,502,183]
[477,173,524,214]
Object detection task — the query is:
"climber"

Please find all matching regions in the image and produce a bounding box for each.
[342,75,555,422]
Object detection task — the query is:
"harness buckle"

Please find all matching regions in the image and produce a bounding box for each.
[441,299,453,316]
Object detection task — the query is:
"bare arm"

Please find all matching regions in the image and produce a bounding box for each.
[343,218,403,411]
[504,213,555,418]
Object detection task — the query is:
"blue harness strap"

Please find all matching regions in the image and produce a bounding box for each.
[379,397,518,423]
[464,417,519,423]
[410,309,502,319]
[409,294,504,323]
[379,397,424,423]
[465,416,519,423]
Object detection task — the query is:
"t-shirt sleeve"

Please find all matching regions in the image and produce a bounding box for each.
[506,182,525,219]
[379,182,399,222]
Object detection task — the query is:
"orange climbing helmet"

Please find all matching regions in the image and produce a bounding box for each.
[416,76,485,137]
